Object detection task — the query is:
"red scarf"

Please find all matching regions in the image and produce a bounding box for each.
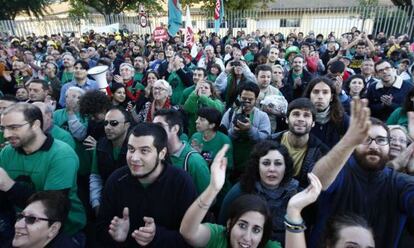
[146,98,171,122]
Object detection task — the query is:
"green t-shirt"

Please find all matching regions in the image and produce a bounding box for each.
[0,139,86,235]
[134,72,144,84]
[61,71,74,85]
[50,125,76,149]
[181,85,196,105]
[190,131,233,169]
[170,142,210,194]
[53,109,91,175]
[183,91,225,136]
[167,71,186,105]
[206,223,282,248]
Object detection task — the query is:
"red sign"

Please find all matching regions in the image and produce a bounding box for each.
[153,27,169,42]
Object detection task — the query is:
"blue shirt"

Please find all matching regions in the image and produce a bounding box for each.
[59,79,98,107]
[310,156,414,248]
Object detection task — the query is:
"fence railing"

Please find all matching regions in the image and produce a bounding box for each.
[0,5,413,38]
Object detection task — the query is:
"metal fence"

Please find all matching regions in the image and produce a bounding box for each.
[0,5,413,38]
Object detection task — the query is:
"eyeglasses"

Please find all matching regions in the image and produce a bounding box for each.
[390,137,408,144]
[0,122,30,132]
[362,136,389,146]
[377,66,393,74]
[16,213,54,225]
[152,87,167,92]
[104,120,125,127]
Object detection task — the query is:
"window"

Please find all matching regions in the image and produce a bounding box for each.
[206,20,226,29]
[280,18,300,27]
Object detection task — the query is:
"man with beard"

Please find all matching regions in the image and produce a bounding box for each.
[89,107,131,215]
[96,123,196,247]
[58,53,75,85]
[310,98,414,248]
[0,103,86,246]
[59,60,98,108]
[133,56,147,84]
[286,55,313,99]
[366,60,412,121]
[270,98,328,187]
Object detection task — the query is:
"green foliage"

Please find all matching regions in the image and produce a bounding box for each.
[0,0,51,20]
[390,0,412,6]
[201,0,276,12]
[67,0,167,16]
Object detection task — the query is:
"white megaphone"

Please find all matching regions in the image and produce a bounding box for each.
[88,65,109,90]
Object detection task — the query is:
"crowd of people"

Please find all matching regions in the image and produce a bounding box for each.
[0,25,413,248]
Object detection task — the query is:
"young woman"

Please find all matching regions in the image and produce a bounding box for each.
[180,145,281,248]
[183,80,224,136]
[208,63,222,82]
[343,74,366,98]
[284,174,375,248]
[109,82,127,107]
[133,70,159,114]
[219,140,299,245]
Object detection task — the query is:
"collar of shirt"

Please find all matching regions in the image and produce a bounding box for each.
[376,75,403,90]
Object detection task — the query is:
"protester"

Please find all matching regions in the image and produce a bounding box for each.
[180,145,282,248]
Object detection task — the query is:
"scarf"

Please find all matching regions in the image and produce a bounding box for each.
[254,180,299,242]
[146,98,171,122]
[315,106,330,125]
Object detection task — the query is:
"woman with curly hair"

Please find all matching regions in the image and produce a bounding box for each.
[218,140,299,246]
[180,145,281,248]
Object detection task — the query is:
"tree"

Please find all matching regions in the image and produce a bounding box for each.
[68,0,164,16]
[0,0,51,20]
[390,0,412,6]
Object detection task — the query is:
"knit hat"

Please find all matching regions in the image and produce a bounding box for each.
[285,46,300,60]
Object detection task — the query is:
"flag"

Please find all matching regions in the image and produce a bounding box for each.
[184,6,195,48]
[168,0,182,36]
[214,0,224,34]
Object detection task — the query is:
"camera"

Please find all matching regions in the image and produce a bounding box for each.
[231,61,241,67]
[233,101,250,126]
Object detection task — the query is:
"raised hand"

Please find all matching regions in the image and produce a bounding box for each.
[210,144,229,192]
[108,207,130,242]
[132,216,156,246]
[343,97,371,147]
[286,173,322,222]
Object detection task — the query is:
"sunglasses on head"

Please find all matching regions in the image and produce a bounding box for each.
[104,120,124,127]
[16,213,54,225]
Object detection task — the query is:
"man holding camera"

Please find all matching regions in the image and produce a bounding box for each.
[220,82,271,182]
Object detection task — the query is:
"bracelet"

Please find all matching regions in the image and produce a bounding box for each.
[284,222,307,233]
[197,197,210,210]
[284,214,306,233]
[284,214,304,226]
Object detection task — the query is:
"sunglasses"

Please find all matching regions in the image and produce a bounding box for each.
[104,120,125,127]
[16,213,54,225]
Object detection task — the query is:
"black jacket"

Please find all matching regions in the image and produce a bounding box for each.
[270,131,329,187]
[286,69,313,99]
[96,137,128,183]
[96,164,197,247]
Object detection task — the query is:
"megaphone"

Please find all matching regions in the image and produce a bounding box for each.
[88,65,109,89]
